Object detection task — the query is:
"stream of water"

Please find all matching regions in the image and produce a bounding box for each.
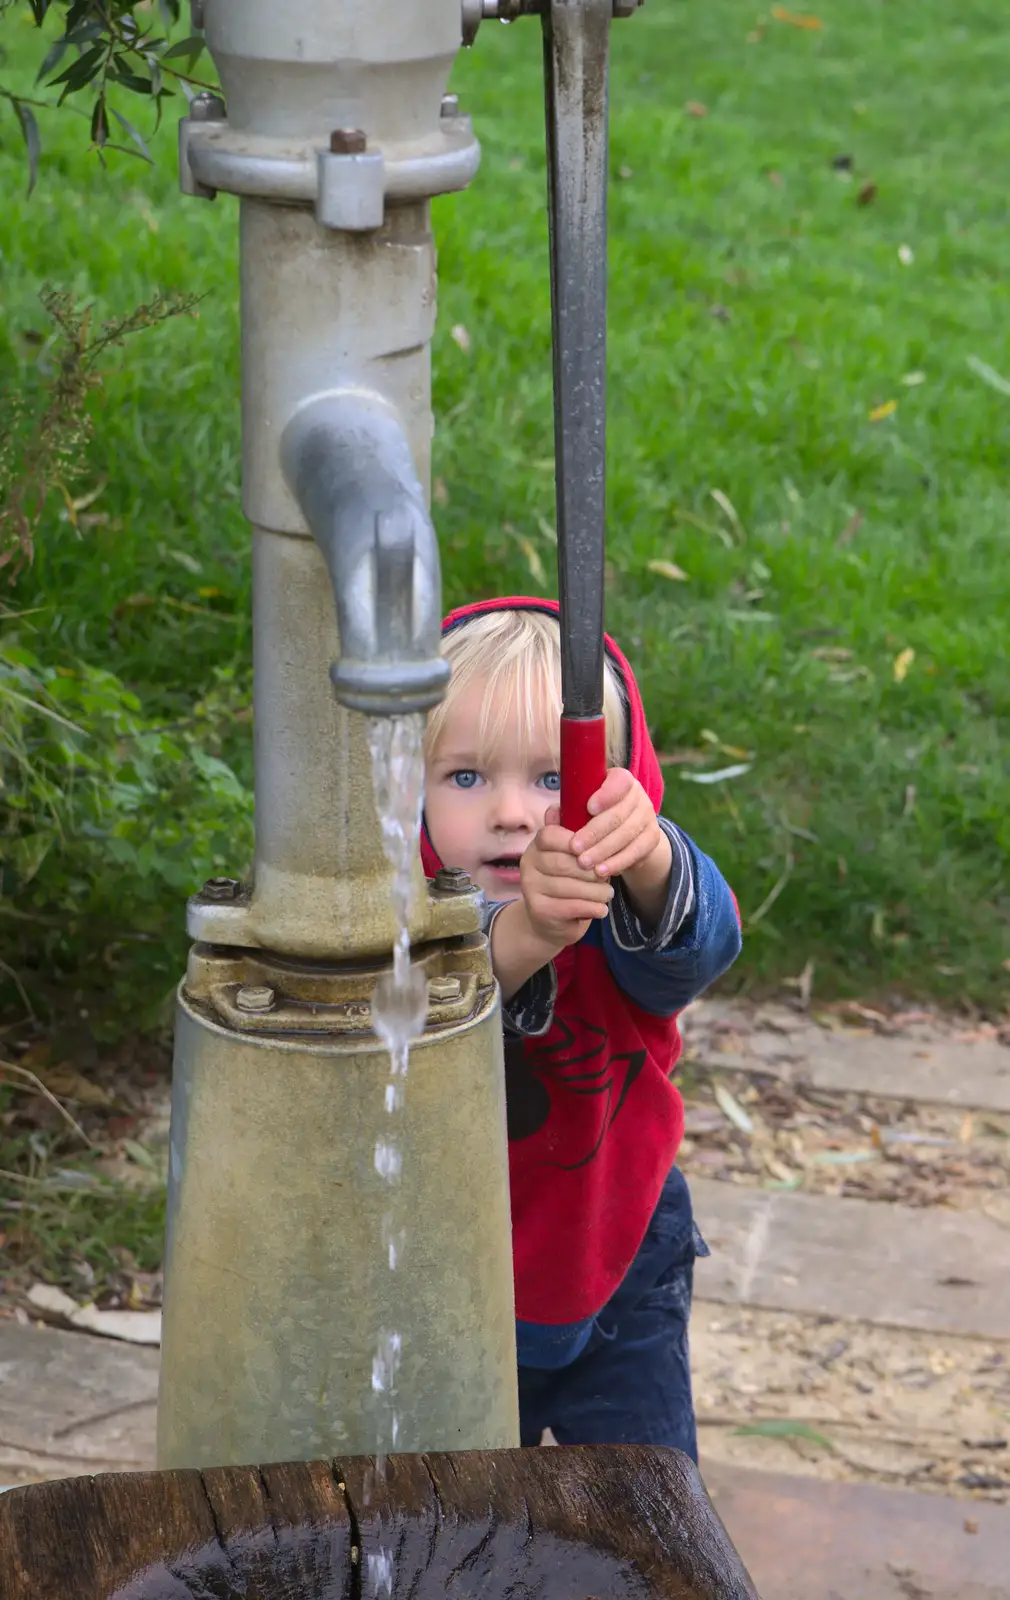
[365,712,428,1592]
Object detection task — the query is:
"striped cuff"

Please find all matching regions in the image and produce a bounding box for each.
[607,817,696,953]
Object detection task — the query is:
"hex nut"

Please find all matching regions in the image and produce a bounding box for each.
[202,876,241,902]
[190,91,227,123]
[330,128,368,155]
[613,0,645,13]
[236,984,276,1014]
[434,867,473,893]
[429,976,464,1003]
[441,94,461,118]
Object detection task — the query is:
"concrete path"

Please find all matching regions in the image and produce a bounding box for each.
[0,1318,157,1484]
[692,1178,1010,1340]
[686,1000,1010,1113]
[704,1462,1010,1600]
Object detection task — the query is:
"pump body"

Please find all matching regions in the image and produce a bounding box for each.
[157,0,518,1470]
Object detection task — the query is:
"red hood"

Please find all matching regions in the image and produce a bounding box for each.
[421,596,663,876]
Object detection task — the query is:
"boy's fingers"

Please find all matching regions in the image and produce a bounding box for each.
[537,824,577,854]
[586,767,633,818]
[535,851,609,884]
[571,790,644,855]
[591,841,656,879]
[580,816,650,871]
[536,873,613,903]
[537,900,610,925]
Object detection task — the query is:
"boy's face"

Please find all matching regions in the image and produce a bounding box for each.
[425,675,560,902]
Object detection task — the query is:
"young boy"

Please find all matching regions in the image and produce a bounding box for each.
[420,597,741,1460]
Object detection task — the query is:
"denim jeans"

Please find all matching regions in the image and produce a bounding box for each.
[516,1165,708,1461]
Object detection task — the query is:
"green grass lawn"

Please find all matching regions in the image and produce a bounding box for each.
[2,0,1008,1016]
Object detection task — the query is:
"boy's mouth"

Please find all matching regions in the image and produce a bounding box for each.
[484,855,523,877]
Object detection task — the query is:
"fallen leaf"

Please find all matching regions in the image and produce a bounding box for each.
[27,1283,161,1346]
[893,646,915,682]
[771,6,824,28]
[713,1081,755,1135]
[767,169,784,187]
[725,609,776,623]
[679,763,753,785]
[658,749,708,767]
[811,1148,876,1166]
[450,323,472,353]
[710,488,744,541]
[857,181,878,206]
[960,1113,975,1144]
[516,535,545,585]
[433,478,449,506]
[37,1066,113,1109]
[903,783,917,817]
[647,559,689,582]
[898,244,914,266]
[901,370,926,387]
[869,399,898,422]
[966,354,1010,398]
[685,101,708,118]
[764,1154,800,1186]
[123,1138,156,1171]
[735,1419,835,1449]
[810,646,853,661]
[964,1519,979,1535]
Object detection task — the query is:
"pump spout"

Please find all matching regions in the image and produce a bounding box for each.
[282,393,451,717]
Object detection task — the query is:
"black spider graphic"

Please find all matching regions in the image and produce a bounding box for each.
[505,1016,646,1170]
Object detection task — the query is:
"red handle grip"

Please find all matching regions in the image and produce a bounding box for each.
[560,715,608,833]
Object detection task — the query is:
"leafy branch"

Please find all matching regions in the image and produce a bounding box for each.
[0,286,201,577]
[1,1,217,189]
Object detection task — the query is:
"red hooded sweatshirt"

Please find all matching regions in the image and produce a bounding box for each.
[420,597,718,1327]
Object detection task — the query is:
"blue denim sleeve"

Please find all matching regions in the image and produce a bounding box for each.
[601,828,742,1018]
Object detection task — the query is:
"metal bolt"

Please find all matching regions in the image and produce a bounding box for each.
[441,94,461,119]
[434,867,473,894]
[613,0,645,14]
[236,984,276,1014]
[330,128,368,155]
[429,976,463,1003]
[202,876,240,902]
[190,91,227,123]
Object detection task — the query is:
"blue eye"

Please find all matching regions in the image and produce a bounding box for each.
[540,771,561,792]
[450,769,482,790]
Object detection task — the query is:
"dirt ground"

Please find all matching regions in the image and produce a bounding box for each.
[676,999,1010,1505]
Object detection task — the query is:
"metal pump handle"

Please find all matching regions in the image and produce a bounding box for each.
[543,0,614,826]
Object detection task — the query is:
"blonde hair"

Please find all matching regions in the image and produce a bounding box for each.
[425,608,628,768]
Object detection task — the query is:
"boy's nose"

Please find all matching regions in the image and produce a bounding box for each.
[489,781,535,833]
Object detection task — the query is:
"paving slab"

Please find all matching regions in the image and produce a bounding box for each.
[692,1178,1010,1340]
[704,1462,1010,1600]
[687,1005,1010,1114]
[0,1318,157,1483]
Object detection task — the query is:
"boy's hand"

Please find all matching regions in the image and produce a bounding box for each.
[570,769,673,929]
[520,814,615,947]
[570,769,664,878]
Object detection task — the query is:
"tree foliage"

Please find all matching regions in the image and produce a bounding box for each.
[1,1,214,190]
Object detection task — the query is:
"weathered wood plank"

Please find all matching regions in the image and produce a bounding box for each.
[704,1461,1010,1600]
[689,1006,1010,1114]
[0,1447,758,1600]
[692,1176,1010,1339]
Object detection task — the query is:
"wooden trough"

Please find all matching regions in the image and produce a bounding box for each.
[0,1446,759,1599]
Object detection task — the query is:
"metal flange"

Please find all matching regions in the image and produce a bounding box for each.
[179,106,481,230]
